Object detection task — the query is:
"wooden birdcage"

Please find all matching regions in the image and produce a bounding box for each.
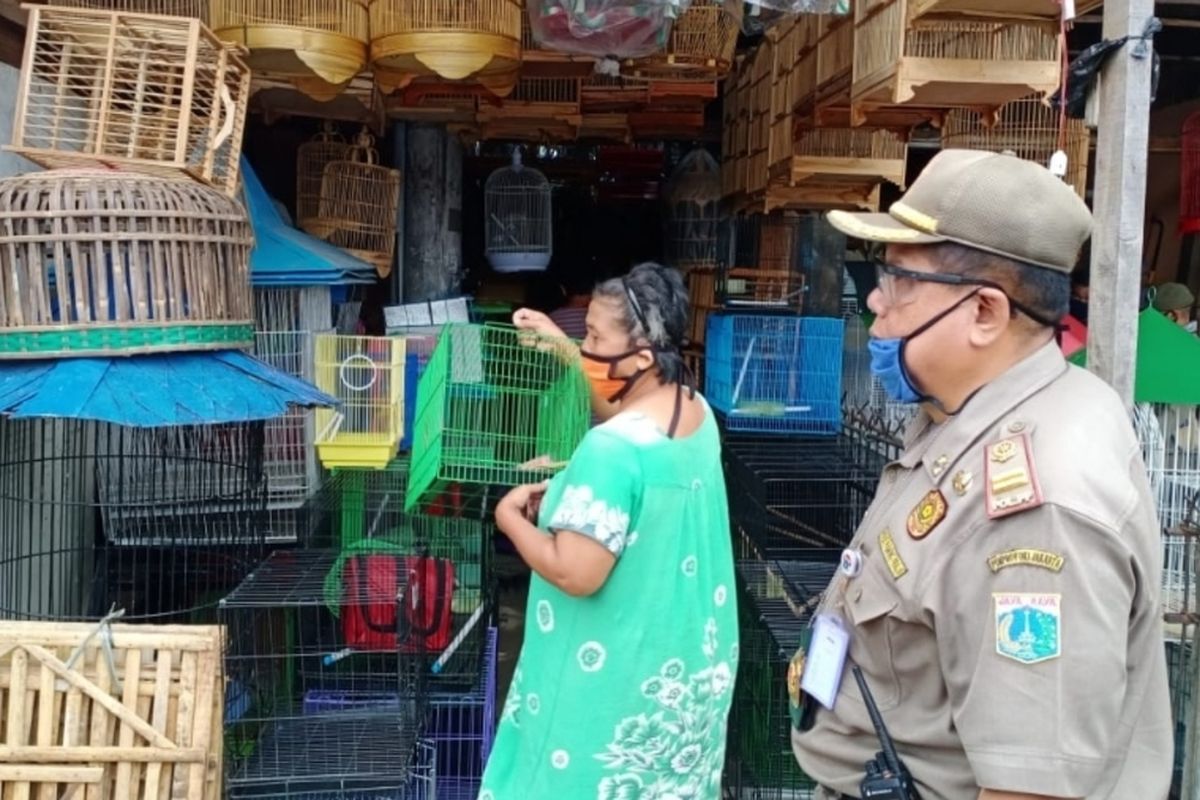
[309,131,401,278]
[0,169,253,359]
[211,0,369,98]
[852,0,1059,122]
[625,0,739,81]
[1182,112,1200,236]
[687,266,718,347]
[484,149,552,273]
[369,0,522,97]
[721,64,751,200]
[251,70,386,132]
[581,74,652,113]
[943,95,1090,199]
[49,0,208,21]
[906,0,1102,21]
[477,77,582,142]
[579,113,632,143]
[815,13,854,107]
[386,77,489,123]
[647,78,720,109]
[296,123,351,236]
[665,148,721,273]
[762,127,906,213]
[10,6,249,196]
[745,35,779,197]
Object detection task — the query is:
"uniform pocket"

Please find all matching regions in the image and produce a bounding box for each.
[839,565,901,710]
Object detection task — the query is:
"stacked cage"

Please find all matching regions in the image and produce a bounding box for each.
[221,457,484,798]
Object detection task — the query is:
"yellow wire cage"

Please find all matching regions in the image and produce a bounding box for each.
[314,334,407,470]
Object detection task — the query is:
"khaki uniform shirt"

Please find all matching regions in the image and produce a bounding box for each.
[792,342,1173,799]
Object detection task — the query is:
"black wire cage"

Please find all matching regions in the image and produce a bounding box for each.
[0,416,267,623]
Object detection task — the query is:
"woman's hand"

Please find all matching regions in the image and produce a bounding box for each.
[513,308,567,340]
[496,480,550,531]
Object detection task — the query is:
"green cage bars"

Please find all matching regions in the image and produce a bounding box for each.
[406,324,590,511]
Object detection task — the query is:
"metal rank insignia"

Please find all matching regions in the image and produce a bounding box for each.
[985,433,1043,520]
[906,489,947,540]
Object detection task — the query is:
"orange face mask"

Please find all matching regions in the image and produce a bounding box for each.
[580,349,647,403]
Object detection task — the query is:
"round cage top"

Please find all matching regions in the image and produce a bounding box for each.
[0,168,254,359]
[665,148,720,208]
[484,150,553,273]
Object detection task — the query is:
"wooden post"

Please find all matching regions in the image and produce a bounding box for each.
[402,123,463,303]
[1086,0,1156,410]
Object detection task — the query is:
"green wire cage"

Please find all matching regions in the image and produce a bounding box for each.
[406,323,591,511]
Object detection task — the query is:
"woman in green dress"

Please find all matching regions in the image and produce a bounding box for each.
[479,263,738,800]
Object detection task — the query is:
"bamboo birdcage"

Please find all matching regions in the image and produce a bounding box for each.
[943,95,1090,199]
[580,112,632,142]
[310,131,402,279]
[477,77,583,142]
[484,149,552,273]
[9,6,250,196]
[768,127,907,200]
[211,0,370,99]
[48,0,209,22]
[665,148,721,273]
[852,0,1060,121]
[581,74,652,113]
[386,77,489,123]
[746,34,778,197]
[626,0,739,81]
[296,122,351,236]
[1182,112,1200,236]
[369,0,523,97]
[0,169,253,359]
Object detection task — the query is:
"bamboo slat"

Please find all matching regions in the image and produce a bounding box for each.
[9,6,251,197]
[211,0,369,93]
[311,131,401,279]
[0,622,222,800]
[369,0,522,94]
[0,169,254,359]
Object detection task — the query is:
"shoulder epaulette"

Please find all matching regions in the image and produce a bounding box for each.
[984,432,1043,520]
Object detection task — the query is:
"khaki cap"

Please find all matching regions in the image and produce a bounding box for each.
[1151,282,1195,312]
[827,149,1093,274]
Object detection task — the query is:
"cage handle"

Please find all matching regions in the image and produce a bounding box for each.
[213,84,237,152]
[349,130,379,165]
[315,119,344,143]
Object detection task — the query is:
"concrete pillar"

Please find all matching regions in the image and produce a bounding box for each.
[402,123,464,303]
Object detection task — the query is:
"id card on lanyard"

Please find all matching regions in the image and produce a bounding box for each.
[800,612,850,710]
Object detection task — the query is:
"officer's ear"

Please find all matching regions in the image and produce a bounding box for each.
[966,286,1011,347]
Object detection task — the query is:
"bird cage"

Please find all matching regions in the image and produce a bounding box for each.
[296,123,352,236]
[369,0,522,96]
[520,9,595,76]
[527,0,680,60]
[767,127,908,209]
[687,266,718,348]
[49,0,209,22]
[484,150,553,273]
[580,112,633,142]
[477,77,583,142]
[314,334,407,470]
[745,35,778,197]
[720,213,805,311]
[706,314,845,434]
[309,131,402,278]
[851,1,1060,120]
[1182,112,1200,235]
[626,0,739,80]
[211,0,369,97]
[0,417,266,623]
[943,96,1090,199]
[664,148,721,273]
[386,78,489,123]
[0,169,253,359]
[9,6,251,196]
[581,74,652,113]
[406,324,590,512]
[906,0,1102,21]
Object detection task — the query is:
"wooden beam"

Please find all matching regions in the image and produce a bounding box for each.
[1087,0,1156,410]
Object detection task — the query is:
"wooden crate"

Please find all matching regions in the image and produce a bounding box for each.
[942,95,1090,198]
[852,0,1060,120]
[9,6,250,196]
[211,0,368,92]
[626,0,739,80]
[369,0,521,95]
[0,621,224,800]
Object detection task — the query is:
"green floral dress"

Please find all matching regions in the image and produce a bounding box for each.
[479,402,738,800]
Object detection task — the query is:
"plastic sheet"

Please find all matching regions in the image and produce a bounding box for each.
[527,0,689,59]
[723,0,848,35]
[1049,17,1162,119]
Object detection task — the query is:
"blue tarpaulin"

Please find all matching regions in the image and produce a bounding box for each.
[0,351,337,427]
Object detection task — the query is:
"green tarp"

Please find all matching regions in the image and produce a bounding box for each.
[1068,308,1200,404]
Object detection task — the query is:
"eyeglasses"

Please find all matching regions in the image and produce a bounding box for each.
[873,258,1059,328]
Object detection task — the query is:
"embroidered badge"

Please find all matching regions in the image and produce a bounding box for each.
[878,530,908,579]
[987,549,1065,574]
[994,593,1061,664]
[906,490,947,539]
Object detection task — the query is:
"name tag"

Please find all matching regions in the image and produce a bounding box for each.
[800,613,849,710]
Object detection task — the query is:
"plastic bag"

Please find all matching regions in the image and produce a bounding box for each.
[723,0,848,35]
[528,0,690,59]
[1049,17,1162,119]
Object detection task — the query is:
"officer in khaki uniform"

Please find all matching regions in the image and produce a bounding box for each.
[790,150,1173,800]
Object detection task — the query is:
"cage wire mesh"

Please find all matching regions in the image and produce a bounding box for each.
[726,558,837,799]
[706,315,844,435]
[0,417,266,623]
[407,323,590,512]
[428,627,498,800]
[484,149,553,273]
[314,334,407,470]
[664,148,722,273]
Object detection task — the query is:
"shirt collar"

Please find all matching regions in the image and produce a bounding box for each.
[895,341,1068,483]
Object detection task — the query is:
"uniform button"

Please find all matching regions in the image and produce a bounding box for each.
[1008,420,1026,433]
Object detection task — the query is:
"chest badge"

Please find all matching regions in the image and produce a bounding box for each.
[906,489,947,540]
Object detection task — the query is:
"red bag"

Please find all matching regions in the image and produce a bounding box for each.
[342,555,455,653]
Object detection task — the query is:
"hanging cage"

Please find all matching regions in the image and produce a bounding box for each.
[943,95,1091,199]
[211,0,370,98]
[1182,111,1200,236]
[0,169,254,359]
[625,0,739,81]
[309,131,402,278]
[47,0,209,22]
[664,148,722,273]
[296,123,353,236]
[0,417,267,623]
[484,150,553,274]
[9,6,251,196]
[369,0,522,97]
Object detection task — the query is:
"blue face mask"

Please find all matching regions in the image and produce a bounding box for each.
[868,290,981,405]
